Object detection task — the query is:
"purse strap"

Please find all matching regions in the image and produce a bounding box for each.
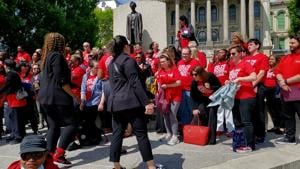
[191,115,201,126]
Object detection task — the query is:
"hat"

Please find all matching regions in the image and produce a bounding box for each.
[20,135,47,154]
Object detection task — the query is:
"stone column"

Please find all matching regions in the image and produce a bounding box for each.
[206,0,212,45]
[175,0,180,37]
[223,0,229,43]
[262,0,271,46]
[240,0,247,40]
[249,0,255,38]
[191,0,196,28]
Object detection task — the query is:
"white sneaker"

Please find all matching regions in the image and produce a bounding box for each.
[159,133,171,141]
[167,136,179,145]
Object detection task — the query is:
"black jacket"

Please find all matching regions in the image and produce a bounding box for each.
[38,51,73,106]
[190,73,221,109]
[107,53,149,112]
[0,70,22,94]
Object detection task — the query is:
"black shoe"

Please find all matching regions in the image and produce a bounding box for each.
[267,128,277,133]
[255,137,265,144]
[6,136,14,142]
[67,142,81,151]
[274,128,284,135]
[275,137,296,145]
[54,155,72,167]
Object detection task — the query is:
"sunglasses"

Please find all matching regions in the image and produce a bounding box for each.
[192,73,198,76]
[21,152,46,161]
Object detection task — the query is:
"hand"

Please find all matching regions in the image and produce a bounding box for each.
[73,96,81,105]
[198,86,211,94]
[281,84,291,92]
[79,102,84,111]
[193,109,200,116]
[204,83,210,89]
[98,103,104,112]
[145,103,155,115]
[161,84,167,89]
[232,78,240,84]
[225,80,230,85]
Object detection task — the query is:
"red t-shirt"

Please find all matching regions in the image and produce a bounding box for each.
[197,51,207,68]
[177,58,201,91]
[71,66,86,97]
[98,53,113,80]
[0,75,5,107]
[15,51,31,64]
[83,51,90,67]
[177,26,190,48]
[6,93,27,108]
[151,57,160,74]
[229,60,256,99]
[156,67,182,102]
[263,67,277,88]
[243,53,269,74]
[86,74,97,101]
[212,61,229,85]
[207,62,215,73]
[275,53,300,88]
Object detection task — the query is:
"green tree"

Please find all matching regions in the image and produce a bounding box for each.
[287,0,300,34]
[94,8,113,48]
[0,0,99,55]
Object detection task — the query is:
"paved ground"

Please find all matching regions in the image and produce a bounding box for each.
[1,118,300,169]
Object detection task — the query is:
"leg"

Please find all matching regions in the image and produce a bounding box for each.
[43,105,60,153]
[169,102,180,136]
[129,108,153,162]
[208,106,218,145]
[239,98,256,149]
[224,108,235,132]
[216,106,225,132]
[254,85,266,138]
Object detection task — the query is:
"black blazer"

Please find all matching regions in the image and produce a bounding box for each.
[107,53,149,112]
[0,70,22,94]
[38,51,73,106]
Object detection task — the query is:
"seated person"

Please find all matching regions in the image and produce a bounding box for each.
[8,135,58,169]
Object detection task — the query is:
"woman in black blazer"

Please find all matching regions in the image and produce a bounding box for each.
[38,33,79,167]
[107,35,156,169]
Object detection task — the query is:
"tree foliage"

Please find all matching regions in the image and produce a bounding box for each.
[287,0,300,34]
[94,8,113,48]
[0,0,100,55]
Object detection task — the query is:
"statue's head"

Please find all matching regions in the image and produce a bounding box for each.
[130,1,136,10]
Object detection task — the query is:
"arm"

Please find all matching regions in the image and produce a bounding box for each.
[161,80,181,89]
[233,72,257,83]
[285,74,300,85]
[252,70,266,86]
[276,73,291,91]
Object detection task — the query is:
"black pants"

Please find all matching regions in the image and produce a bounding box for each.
[254,84,267,138]
[110,107,153,162]
[233,98,256,149]
[42,104,77,152]
[10,107,26,139]
[208,106,218,145]
[282,101,300,140]
[82,106,100,141]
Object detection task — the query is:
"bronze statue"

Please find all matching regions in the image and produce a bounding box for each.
[126,1,143,45]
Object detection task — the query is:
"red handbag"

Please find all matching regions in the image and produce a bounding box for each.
[183,115,210,146]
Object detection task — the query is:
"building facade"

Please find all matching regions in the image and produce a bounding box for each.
[113,0,289,56]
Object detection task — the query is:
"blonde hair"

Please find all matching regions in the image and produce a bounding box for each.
[41,33,65,70]
[190,47,199,60]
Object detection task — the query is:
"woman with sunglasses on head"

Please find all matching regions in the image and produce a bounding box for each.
[190,66,221,145]
[156,53,182,145]
[228,45,257,153]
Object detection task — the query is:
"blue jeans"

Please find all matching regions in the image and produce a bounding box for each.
[233,98,256,149]
[177,91,192,124]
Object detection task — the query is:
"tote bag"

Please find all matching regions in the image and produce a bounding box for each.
[183,115,209,146]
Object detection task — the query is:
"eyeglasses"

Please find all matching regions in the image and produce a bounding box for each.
[192,73,197,76]
[230,53,237,56]
[21,152,46,161]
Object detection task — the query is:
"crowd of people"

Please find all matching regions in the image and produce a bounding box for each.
[2,15,300,169]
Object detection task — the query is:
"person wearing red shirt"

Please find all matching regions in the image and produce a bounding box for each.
[243,39,269,143]
[177,48,201,124]
[262,55,284,135]
[275,34,300,144]
[65,47,72,63]
[82,42,91,67]
[210,49,235,134]
[70,54,86,99]
[156,53,182,145]
[15,46,31,64]
[177,15,197,51]
[228,45,257,153]
[0,59,27,144]
[98,52,113,80]
[188,41,207,68]
[149,42,160,74]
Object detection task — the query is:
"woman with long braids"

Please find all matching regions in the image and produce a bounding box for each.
[38,32,79,167]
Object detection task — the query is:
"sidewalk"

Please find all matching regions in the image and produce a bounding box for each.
[0,119,299,169]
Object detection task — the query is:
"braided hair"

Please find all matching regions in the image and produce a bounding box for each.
[41,32,65,70]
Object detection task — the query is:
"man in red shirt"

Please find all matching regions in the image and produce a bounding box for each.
[82,42,91,67]
[244,38,269,143]
[15,46,31,64]
[275,33,300,144]
[177,48,201,124]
